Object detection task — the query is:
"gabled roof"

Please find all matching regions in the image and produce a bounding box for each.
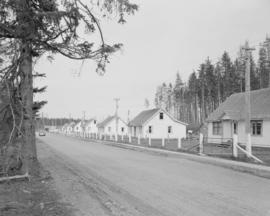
[85,118,97,127]
[129,108,188,127]
[128,108,159,127]
[207,88,270,122]
[62,123,69,129]
[97,116,115,128]
[97,116,126,128]
[67,122,76,128]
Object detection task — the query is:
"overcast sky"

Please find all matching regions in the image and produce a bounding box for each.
[35,0,270,121]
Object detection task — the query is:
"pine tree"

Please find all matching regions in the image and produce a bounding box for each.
[258,44,270,88]
[0,0,138,174]
[173,72,184,120]
[188,71,199,124]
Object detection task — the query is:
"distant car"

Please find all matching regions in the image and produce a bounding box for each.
[39,131,46,136]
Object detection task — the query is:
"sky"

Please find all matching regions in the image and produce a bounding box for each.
[35,0,270,121]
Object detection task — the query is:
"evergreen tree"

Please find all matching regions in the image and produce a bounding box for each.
[0,0,138,174]
[220,52,235,99]
[173,72,184,120]
[258,44,270,88]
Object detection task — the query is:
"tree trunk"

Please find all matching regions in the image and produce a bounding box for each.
[20,42,37,174]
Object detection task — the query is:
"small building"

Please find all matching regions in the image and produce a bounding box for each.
[206,88,270,147]
[128,108,187,139]
[85,119,98,134]
[74,121,84,134]
[97,115,128,136]
[66,122,76,134]
[61,123,69,133]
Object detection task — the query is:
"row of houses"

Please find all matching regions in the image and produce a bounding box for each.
[61,108,187,139]
[60,87,270,147]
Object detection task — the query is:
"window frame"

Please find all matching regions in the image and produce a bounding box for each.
[168,126,172,134]
[233,122,238,134]
[148,126,153,134]
[159,112,164,120]
[212,121,222,135]
[251,120,263,136]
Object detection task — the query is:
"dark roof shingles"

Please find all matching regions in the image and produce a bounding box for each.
[207,88,270,121]
[129,108,159,127]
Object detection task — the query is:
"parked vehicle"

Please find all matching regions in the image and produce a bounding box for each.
[39,131,46,136]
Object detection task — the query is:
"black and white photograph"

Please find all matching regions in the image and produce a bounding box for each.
[0,0,270,215]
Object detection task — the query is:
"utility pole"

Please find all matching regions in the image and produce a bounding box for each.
[114,98,120,136]
[242,41,255,156]
[127,110,130,123]
[82,110,86,135]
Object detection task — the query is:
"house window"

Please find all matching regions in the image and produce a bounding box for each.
[168,126,172,133]
[121,127,124,132]
[148,126,153,134]
[108,127,111,132]
[212,121,222,135]
[94,120,96,124]
[233,122,238,134]
[159,112,164,120]
[251,120,262,136]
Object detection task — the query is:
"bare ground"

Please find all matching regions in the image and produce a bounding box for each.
[0,163,74,216]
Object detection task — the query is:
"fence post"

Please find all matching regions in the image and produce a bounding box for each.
[162,138,165,148]
[178,138,182,149]
[199,133,204,155]
[233,134,238,158]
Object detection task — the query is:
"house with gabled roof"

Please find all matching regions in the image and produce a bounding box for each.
[74,121,84,133]
[85,118,98,134]
[97,115,128,136]
[61,123,69,133]
[66,122,76,134]
[128,108,187,139]
[206,88,270,147]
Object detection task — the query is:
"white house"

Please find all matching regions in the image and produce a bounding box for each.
[66,122,76,134]
[128,108,187,139]
[206,88,270,147]
[74,121,83,133]
[61,123,69,133]
[85,119,98,134]
[97,115,128,136]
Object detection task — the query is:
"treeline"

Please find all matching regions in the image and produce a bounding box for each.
[36,117,80,128]
[155,37,270,125]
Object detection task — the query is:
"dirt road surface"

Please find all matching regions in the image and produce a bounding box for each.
[37,133,270,216]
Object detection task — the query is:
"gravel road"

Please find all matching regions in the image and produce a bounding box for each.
[37,133,270,216]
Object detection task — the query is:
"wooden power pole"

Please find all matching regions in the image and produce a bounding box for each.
[114,98,120,136]
[242,41,255,156]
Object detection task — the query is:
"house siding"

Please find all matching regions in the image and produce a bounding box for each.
[86,121,98,133]
[238,120,270,147]
[142,112,186,139]
[208,120,270,147]
[102,118,128,136]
